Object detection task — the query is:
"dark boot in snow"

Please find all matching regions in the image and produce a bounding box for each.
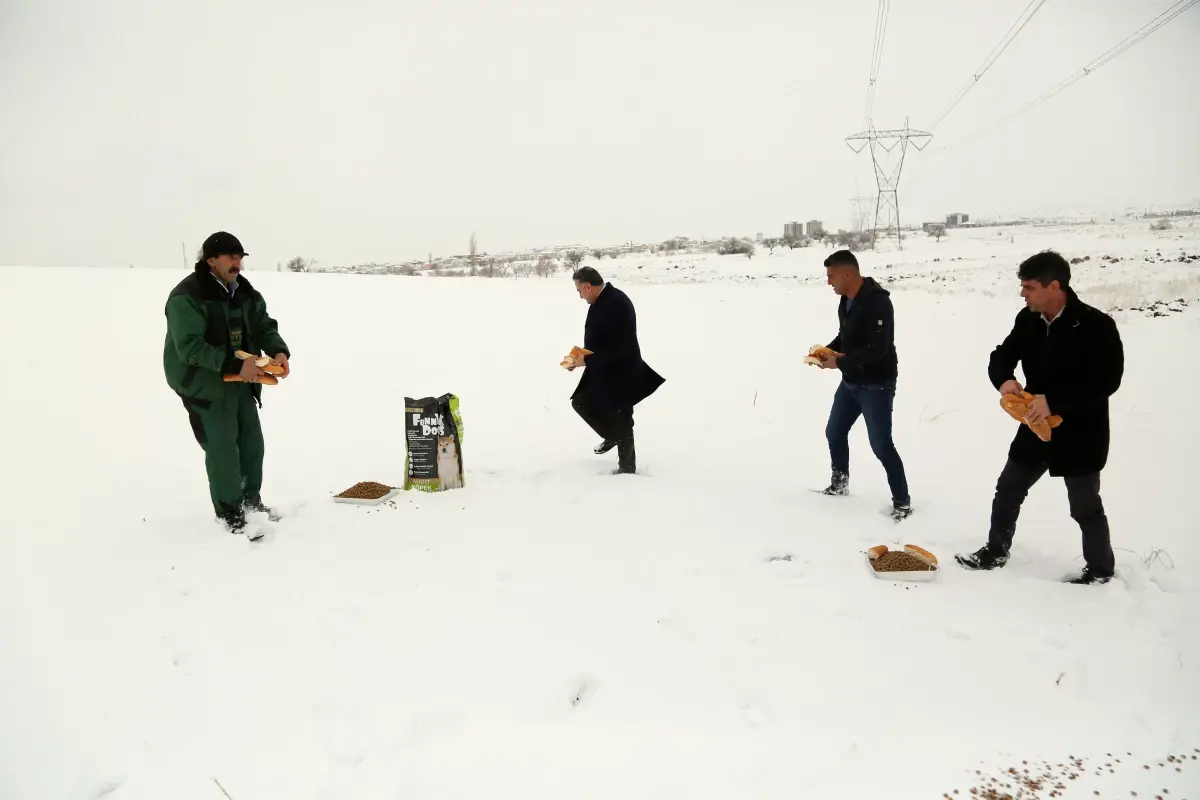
[1065,567,1113,585]
[819,473,849,496]
[614,437,636,474]
[243,496,282,522]
[955,543,1009,571]
[890,502,913,522]
[218,509,248,535]
[594,439,618,455]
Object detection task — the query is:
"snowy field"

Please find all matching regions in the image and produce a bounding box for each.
[2,217,1199,799]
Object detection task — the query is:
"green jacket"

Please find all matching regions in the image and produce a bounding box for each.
[163,265,290,406]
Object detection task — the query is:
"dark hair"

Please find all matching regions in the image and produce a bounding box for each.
[823,249,859,270]
[572,266,604,286]
[1017,250,1071,290]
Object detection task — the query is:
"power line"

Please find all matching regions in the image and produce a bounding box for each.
[927,0,1050,132]
[861,0,892,127]
[948,0,1199,148]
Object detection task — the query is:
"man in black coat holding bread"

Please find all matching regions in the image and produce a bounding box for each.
[956,250,1124,585]
[568,267,665,474]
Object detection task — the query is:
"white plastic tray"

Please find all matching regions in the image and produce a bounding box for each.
[332,488,401,506]
[865,553,940,582]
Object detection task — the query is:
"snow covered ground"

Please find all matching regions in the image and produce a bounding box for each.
[2,217,1199,799]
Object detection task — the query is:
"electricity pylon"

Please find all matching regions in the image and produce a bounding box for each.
[848,196,875,233]
[845,118,932,249]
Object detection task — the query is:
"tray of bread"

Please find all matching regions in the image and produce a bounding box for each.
[865,543,939,582]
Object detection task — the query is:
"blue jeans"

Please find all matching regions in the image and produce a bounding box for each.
[825,379,910,506]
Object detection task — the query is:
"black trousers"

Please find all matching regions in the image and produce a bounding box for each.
[571,395,633,443]
[988,457,1115,575]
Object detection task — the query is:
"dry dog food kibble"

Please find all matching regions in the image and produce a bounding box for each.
[335,481,395,500]
[871,551,933,572]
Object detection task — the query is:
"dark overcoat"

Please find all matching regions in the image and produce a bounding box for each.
[571,283,665,413]
[988,289,1124,476]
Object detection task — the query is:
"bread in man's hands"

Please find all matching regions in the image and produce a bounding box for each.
[560,346,594,369]
[802,344,843,366]
[999,391,1062,442]
[235,350,286,375]
[224,373,279,385]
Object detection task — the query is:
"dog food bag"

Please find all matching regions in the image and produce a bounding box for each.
[404,394,465,492]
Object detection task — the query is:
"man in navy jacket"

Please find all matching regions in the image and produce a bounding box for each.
[568,267,665,474]
[816,249,912,520]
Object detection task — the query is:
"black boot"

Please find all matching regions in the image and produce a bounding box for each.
[614,437,636,474]
[955,543,1009,571]
[243,496,281,522]
[218,509,248,534]
[820,472,849,496]
[594,439,618,455]
[1065,567,1113,585]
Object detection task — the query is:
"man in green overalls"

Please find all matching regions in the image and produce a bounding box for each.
[163,232,292,534]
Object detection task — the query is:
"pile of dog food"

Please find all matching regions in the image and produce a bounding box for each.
[870,551,934,572]
[334,481,395,501]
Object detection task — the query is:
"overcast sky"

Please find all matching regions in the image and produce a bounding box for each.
[1,0,1197,268]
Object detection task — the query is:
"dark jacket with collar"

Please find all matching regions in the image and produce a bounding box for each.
[571,282,665,413]
[162,263,290,407]
[988,288,1124,476]
[827,276,898,385]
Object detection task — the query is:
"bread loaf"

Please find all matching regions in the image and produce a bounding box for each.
[803,344,843,366]
[235,350,285,375]
[560,346,593,369]
[999,391,1062,442]
[903,544,938,566]
[224,373,279,385]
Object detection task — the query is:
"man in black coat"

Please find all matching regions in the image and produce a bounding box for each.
[816,249,912,521]
[568,267,665,474]
[956,250,1124,585]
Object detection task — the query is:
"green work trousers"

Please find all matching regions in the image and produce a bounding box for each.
[180,384,264,518]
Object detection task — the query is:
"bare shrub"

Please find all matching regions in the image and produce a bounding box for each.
[927,224,947,242]
[564,251,585,270]
[1150,218,1173,231]
[835,231,874,252]
[286,256,314,272]
[717,237,755,257]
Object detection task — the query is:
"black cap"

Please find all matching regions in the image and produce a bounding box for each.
[201,231,248,260]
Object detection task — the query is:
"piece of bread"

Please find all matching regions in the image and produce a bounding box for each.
[560,346,594,369]
[866,544,889,560]
[803,344,843,366]
[224,373,279,385]
[235,350,286,375]
[999,391,1062,442]
[903,544,938,566]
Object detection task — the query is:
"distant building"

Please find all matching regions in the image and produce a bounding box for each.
[922,221,946,233]
[805,220,824,237]
[946,213,969,227]
[784,222,804,240]
[756,232,764,243]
